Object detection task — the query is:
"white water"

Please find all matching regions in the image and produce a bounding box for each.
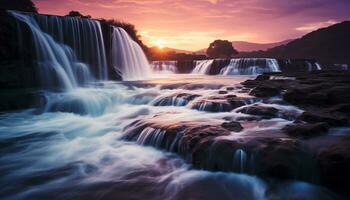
[111,27,152,80]
[220,58,280,75]
[192,59,214,74]
[0,76,338,199]
[3,11,341,200]
[151,60,178,73]
[315,63,322,70]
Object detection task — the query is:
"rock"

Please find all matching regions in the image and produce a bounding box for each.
[221,121,243,132]
[297,111,348,126]
[283,122,329,138]
[250,85,281,97]
[152,93,200,106]
[328,103,350,115]
[218,90,228,94]
[255,74,270,81]
[188,96,252,112]
[237,105,279,118]
[326,86,350,104]
[225,94,237,98]
[227,97,249,109]
[317,137,350,195]
[123,117,316,181]
[252,138,314,180]
[189,98,233,112]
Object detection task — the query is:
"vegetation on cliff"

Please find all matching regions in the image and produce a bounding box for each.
[0,0,38,13]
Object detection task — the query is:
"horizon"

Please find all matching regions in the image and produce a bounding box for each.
[33,0,350,51]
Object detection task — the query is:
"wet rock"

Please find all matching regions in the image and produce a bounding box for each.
[328,103,350,115]
[122,118,232,157]
[152,93,200,106]
[227,97,249,109]
[255,74,271,81]
[250,85,281,97]
[189,98,233,112]
[283,123,329,138]
[123,116,316,182]
[188,95,251,112]
[218,90,228,94]
[225,94,237,98]
[252,138,314,180]
[221,121,243,132]
[237,105,279,118]
[317,137,350,195]
[297,111,348,126]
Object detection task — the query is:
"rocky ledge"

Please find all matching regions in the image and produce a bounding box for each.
[122,114,316,182]
[243,70,350,137]
[121,70,350,196]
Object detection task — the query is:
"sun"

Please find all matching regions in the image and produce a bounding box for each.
[153,39,166,49]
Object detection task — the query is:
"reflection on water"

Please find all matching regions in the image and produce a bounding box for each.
[0,75,340,200]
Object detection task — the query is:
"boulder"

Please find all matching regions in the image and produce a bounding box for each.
[283,122,329,138]
[250,85,281,97]
[221,121,243,132]
[317,137,350,195]
[297,111,348,126]
[122,116,316,182]
[237,105,279,118]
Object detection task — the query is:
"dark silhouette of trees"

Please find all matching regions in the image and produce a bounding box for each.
[207,40,238,58]
[101,19,148,51]
[66,11,91,19]
[0,0,38,13]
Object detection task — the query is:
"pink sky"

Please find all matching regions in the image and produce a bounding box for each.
[33,0,350,51]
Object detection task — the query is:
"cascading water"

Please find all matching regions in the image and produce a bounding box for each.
[10,11,109,90]
[111,27,151,80]
[315,62,322,70]
[151,60,178,73]
[1,11,344,200]
[192,59,214,74]
[220,58,280,75]
[32,13,108,80]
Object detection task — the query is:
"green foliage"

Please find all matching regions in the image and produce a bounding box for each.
[207,39,238,58]
[0,0,38,13]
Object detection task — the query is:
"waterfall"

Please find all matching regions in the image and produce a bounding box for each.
[111,27,151,80]
[220,58,280,75]
[315,63,322,70]
[151,61,178,73]
[192,59,214,74]
[234,149,248,173]
[10,11,108,90]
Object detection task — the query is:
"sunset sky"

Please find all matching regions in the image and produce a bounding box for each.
[33,0,350,51]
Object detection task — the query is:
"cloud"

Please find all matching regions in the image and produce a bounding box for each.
[296,20,339,32]
[33,0,350,50]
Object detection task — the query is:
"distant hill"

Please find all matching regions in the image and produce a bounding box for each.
[153,47,193,54]
[232,40,292,52]
[239,21,350,65]
[194,40,292,55]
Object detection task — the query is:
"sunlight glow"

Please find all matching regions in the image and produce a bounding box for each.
[153,39,166,49]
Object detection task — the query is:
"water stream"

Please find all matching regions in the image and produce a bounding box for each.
[0,11,341,200]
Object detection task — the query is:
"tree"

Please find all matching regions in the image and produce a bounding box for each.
[206,40,238,58]
[0,0,38,13]
[66,11,91,19]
